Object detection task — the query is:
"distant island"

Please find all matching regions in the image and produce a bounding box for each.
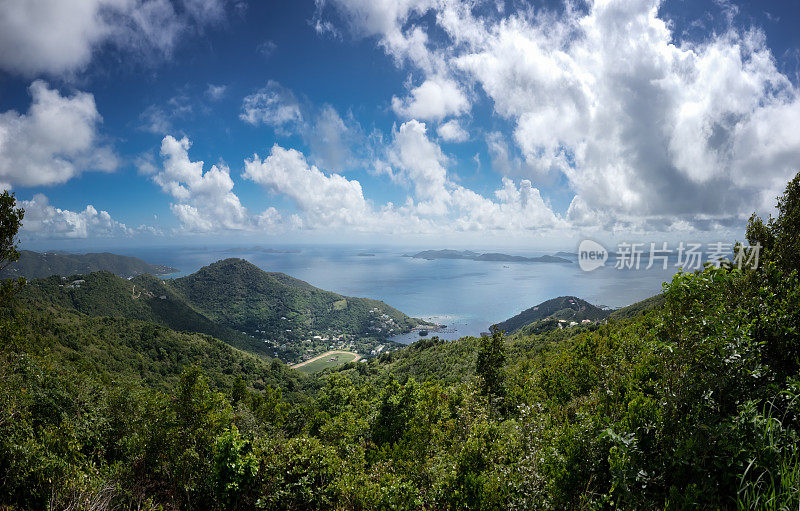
[357,252,376,257]
[407,249,572,264]
[220,246,301,254]
[0,250,178,280]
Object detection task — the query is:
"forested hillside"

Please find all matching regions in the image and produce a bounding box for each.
[494,295,610,333]
[0,250,177,279]
[5,303,308,395]
[2,173,800,509]
[16,271,275,356]
[161,258,426,344]
[14,258,428,362]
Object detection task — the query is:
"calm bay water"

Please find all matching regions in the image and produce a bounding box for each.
[119,245,682,344]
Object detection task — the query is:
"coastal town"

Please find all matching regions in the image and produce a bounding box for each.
[246,305,411,365]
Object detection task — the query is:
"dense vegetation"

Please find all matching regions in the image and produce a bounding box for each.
[0,250,177,279]
[14,259,426,362]
[161,258,425,344]
[16,271,275,357]
[494,295,610,333]
[2,173,800,509]
[2,302,308,396]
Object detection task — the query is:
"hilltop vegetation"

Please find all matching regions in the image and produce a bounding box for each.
[163,258,424,342]
[14,259,427,362]
[12,260,800,509]
[0,250,177,279]
[5,303,307,395]
[494,295,610,333]
[607,293,666,321]
[17,271,273,356]
[2,173,800,509]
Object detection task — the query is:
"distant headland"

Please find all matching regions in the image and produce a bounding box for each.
[404,249,572,264]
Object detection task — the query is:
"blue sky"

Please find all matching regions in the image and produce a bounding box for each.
[1,0,800,250]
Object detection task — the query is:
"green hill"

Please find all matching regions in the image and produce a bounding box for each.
[6,302,307,395]
[5,174,800,510]
[493,295,610,333]
[160,258,425,341]
[15,258,427,362]
[18,271,271,356]
[0,250,177,279]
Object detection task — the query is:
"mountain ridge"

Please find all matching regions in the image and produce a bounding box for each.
[161,258,428,348]
[17,257,428,362]
[0,250,177,279]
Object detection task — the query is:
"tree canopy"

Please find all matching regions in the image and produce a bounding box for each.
[746,171,800,273]
[0,190,24,272]
[2,174,800,508]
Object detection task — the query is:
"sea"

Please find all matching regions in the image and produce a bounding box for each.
[117,245,685,345]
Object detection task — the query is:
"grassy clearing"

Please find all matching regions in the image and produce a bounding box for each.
[294,351,360,373]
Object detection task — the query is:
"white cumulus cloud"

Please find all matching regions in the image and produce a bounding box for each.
[386,119,562,229]
[147,125,564,235]
[391,75,470,120]
[388,120,451,215]
[153,135,253,232]
[452,0,800,225]
[316,0,439,70]
[239,81,303,129]
[0,0,231,77]
[450,177,563,231]
[243,145,373,229]
[0,80,117,188]
[19,193,130,239]
[320,0,800,230]
[437,119,469,142]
